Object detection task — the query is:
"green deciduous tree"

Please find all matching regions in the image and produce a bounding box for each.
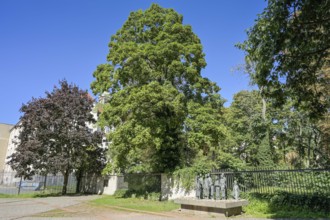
[238,0,330,119]
[8,80,105,194]
[92,4,225,173]
[102,82,186,172]
[270,99,330,168]
[224,90,276,167]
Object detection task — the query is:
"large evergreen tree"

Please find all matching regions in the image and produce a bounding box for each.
[8,80,105,194]
[92,4,225,173]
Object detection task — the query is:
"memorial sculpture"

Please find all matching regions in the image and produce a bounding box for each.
[176,173,247,217]
[219,173,227,200]
[208,174,214,199]
[214,175,220,200]
[195,174,203,199]
[203,174,211,199]
[232,180,240,200]
[195,173,231,200]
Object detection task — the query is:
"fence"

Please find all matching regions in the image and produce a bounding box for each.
[211,168,330,195]
[0,171,78,195]
[2,168,329,197]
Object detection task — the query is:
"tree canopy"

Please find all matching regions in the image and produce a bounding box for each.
[8,80,105,194]
[92,4,225,173]
[238,0,330,119]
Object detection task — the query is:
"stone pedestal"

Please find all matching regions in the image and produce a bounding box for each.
[174,198,248,217]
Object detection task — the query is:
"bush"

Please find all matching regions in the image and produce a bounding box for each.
[244,191,330,218]
[113,189,161,201]
[113,189,128,198]
[147,192,161,201]
[249,191,330,212]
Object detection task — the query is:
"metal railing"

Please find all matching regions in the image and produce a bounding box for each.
[211,167,330,195]
[0,171,77,195]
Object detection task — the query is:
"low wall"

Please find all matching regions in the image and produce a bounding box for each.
[102,173,195,200]
[161,174,195,200]
[103,175,128,195]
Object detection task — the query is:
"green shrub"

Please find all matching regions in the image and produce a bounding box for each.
[113,189,160,201]
[244,191,330,218]
[249,191,330,212]
[113,189,128,198]
[147,192,161,201]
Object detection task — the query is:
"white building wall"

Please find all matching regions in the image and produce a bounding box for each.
[0,123,13,172]
[3,126,20,185]
[4,126,20,173]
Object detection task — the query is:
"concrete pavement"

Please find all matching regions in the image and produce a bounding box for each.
[0,195,99,220]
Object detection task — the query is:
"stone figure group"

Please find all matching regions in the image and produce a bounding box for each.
[195,173,239,200]
[232,180,240,200]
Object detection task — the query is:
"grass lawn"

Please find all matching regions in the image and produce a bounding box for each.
[90,195,179,213]
[0,193,39,198]
[243,197,330,218]
[0,192,76,198]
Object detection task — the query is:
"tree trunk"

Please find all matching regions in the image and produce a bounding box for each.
[260,86,267,121]
[76,170,83,194]
[43,174,47,191]
[307,132,312,168]
[62,168,70,195]
[18,176,22,195]
[262,97,267,121]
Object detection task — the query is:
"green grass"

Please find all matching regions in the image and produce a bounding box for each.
[243,195,330,218]
[0,192,77,198]
[90,195,179,212]
[0,192,39,198]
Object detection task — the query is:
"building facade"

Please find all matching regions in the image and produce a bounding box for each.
[0,123,14,172]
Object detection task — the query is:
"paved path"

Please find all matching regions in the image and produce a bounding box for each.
[0,195,99,220]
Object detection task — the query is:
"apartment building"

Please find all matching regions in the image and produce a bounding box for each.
[0,123,14,172]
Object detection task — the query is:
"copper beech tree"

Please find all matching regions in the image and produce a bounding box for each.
[8,80,105,194]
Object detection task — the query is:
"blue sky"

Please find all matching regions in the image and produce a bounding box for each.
[0,0,266,125]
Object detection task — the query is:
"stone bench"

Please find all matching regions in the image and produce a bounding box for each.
[174,198,248,217]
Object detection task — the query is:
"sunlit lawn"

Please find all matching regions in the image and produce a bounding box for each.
[90,196,179,212]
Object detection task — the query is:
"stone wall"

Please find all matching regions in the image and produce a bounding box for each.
[103,175,128,195]
[161,174,195,200]
[102,173,195,201]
